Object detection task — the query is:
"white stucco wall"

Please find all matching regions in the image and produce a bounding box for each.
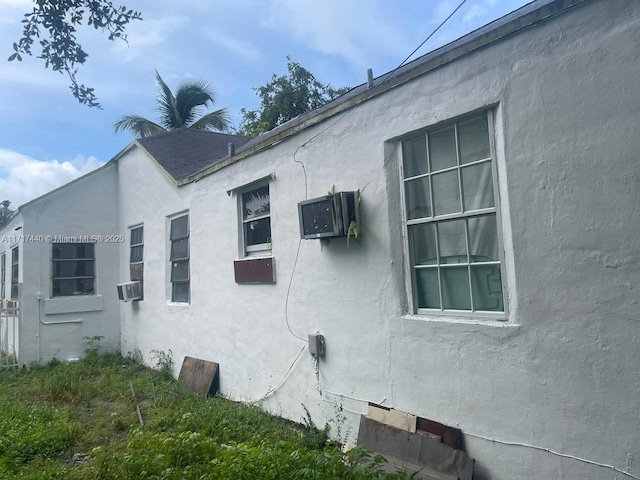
[119,1,640,479]
[18,164,121,365]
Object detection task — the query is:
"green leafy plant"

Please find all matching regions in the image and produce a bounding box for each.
[9,1,142,108]
[83,335,104,365]
[0,352,408,479]
[150,349,174,379]
[347,184,367,247]
[238,57,349,136]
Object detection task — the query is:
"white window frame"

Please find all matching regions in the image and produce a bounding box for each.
[169,214,190,304]
[239,182,272,256]
[51,242,96,297]
[400,110,507,318]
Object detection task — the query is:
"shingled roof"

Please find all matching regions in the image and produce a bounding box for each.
[136,128,251,181]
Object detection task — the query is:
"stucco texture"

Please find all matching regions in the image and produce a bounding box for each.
[118,1,640,479]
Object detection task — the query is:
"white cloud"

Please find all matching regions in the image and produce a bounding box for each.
[0,149,103,207]
[462,0,501,24]
[111,15,189,63]
[203,30,263,63]
[432,0,460,24]
[0,0,31,6]
[264,0,411,68]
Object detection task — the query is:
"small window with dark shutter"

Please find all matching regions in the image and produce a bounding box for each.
[130,226,144,264]
[169,215,189,303]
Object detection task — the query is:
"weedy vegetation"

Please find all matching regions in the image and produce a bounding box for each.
[0,350,407,479]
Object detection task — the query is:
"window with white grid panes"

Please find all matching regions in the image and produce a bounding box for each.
[402,112,504,314]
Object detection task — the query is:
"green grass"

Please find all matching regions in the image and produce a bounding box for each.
[0,353,407,479]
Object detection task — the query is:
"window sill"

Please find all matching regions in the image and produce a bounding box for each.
[167,302,190,307]
[44,295,103,315]
[401,313,518,328]
[241,250,272,259]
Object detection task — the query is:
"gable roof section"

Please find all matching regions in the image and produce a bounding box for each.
[13,129,250,211]
[136,128,251,182]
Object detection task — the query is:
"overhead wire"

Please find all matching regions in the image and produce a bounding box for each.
[274,7,640,479]
[281,0,470,392]
[291,0,469,163]
[284,0,469,338]
[463,431,640,480]
[249,344,307,404]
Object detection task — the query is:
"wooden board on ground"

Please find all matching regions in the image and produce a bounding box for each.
[178,356,219,396]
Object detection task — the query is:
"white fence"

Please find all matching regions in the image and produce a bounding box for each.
[0,300,19,368]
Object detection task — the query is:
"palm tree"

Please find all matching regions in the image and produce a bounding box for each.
[114,71,231,138]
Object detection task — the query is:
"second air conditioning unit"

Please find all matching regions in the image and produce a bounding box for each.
[116,281,142,302]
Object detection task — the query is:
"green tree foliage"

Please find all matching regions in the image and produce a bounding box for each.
[238,56,350,136]
[8,0,142,108]
[114,71,231,138]
[0,200,15,229]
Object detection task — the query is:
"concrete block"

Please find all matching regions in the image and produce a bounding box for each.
[380,454,458,480]
[367,404,417,433]
[359,416,423,464]
[419,434,474,480]
[359,416,474,480]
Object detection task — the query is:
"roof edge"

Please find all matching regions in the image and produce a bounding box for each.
[18,161,118,211]
[133,141,180,186]
[181,0,588,186]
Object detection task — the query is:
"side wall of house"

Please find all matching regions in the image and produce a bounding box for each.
[117,150,193,361]
[120,1,640,479]
[19,164,120,365]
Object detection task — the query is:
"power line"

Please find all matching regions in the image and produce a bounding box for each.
[285,0,469,340]
[380,0,469,85]
[291,0,468,161]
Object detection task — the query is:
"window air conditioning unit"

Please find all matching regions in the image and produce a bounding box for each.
[298,191,359,240]
[117,281,141,302]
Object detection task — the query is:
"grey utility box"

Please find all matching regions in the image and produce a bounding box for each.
[308,333,325,356]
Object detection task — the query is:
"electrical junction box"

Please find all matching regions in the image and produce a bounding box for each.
[308,333,325,356]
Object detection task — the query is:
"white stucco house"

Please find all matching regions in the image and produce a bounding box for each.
[1,0,639,478]
[0,164,120,362]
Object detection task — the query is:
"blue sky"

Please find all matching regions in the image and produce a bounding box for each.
[0,0,529,206]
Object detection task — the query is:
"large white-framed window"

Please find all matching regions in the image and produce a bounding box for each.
[401,111,505,315]
[51,243,95,297]
[169,214,189,303]
[10,246,19,299]
[241,184,271,255]
[0,252,5,299]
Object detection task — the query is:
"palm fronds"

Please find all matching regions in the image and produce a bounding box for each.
[113,115,166,138]
[189,108,231,132]
[114,71,231,138]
